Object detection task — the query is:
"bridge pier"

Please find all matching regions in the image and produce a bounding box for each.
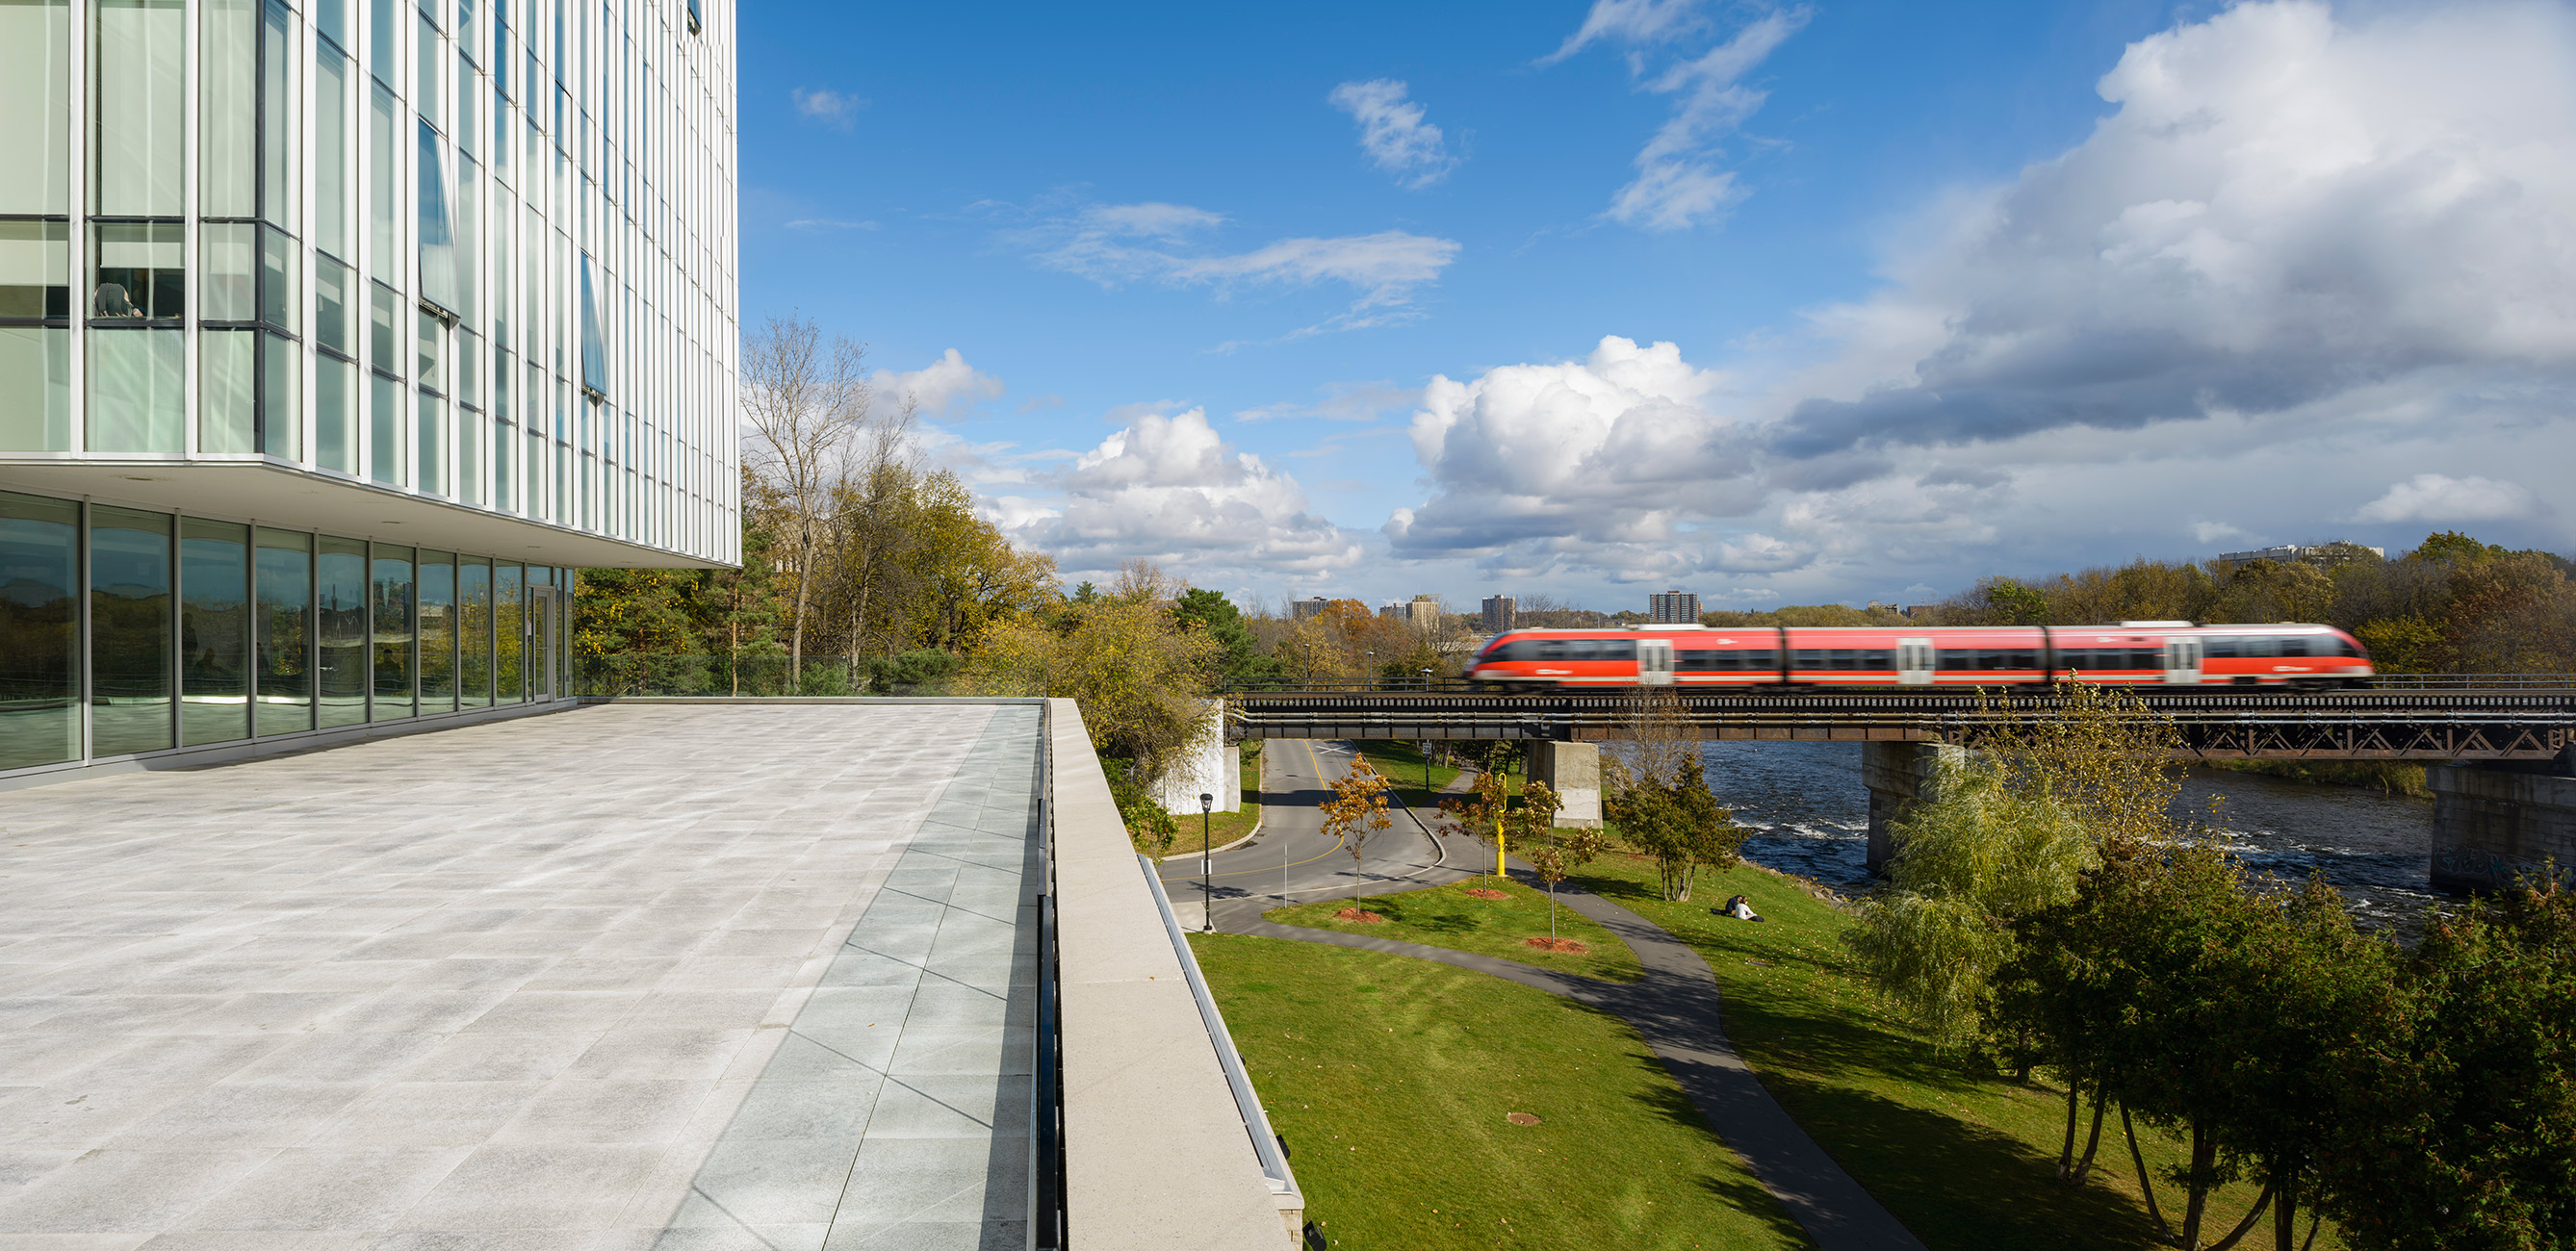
[1863,741,1969,873]
[1525,741,1603,828]
[2429,753,2576,892]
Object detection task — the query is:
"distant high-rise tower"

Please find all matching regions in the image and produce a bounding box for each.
[1481,595,1516,632]
[1406,595,1440,633]
[1650,591,1701,624]
[1290,596,1331,620]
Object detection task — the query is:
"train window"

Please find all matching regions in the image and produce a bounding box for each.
[1823,649,1852,670]
[1791,649,1824,670]
[2244,637,2278,659]
[1600,640,1636,661]
[1868,650,1896,670]
[1561,640,1596,661]
[1536,640,1566,661]
[2335,637,2363,659]
[2206,638,2239,659]
[2131,649,2159,670]
[1744,649,1776,670]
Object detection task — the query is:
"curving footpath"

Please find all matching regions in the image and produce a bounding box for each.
[1219,871,1927,1251]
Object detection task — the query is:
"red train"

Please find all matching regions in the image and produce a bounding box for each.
[1466,622,2374,692]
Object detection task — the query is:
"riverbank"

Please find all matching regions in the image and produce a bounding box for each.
[2202,757,2430,797]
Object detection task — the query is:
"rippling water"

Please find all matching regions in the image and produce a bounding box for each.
[1693,741,2443,932]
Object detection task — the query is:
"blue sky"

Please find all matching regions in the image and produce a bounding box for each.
[734,0,2576,612]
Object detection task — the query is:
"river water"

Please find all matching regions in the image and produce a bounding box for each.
[1699,741,2444,933]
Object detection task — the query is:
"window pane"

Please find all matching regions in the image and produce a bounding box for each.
[419,121,458,314]
[179,518,249,747]
[418,389,446,496]
[493,416,513,510]
[458,555,490,708]
[260,0,297,231]
[259,225,297,332]
[198,326,255,453]
[370,544,413,720]
[253,527,311,735]
[0,220,69,319]
[87,328,183,452]
[91,220,183,320]
[201,0,256,218]
[369,0,395,81]
[577,254,605,396]
[0,326,71,452]
[370,82,399,283]
[419,549,454,710]
[316,45,352,258]
[315,0,347,54]
[369,370,403,485]
[416,306,442,392]
[370,280,400,373]
[316,351,356,472]
[201,221,256,321]
[0,0,70,216]
[90,505,172,755]
[260,331,298,460]
[494,562,522,701]
[316,255,355,355]
[416,12,442,127]
[0,489,79,770]
[456,156,480,326]
[94,0,185,217]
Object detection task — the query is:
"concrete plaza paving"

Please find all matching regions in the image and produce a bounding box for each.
[0,702,1043,1250]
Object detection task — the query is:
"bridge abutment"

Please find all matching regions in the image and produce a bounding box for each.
[2429,753,2576,892]
[1863,740,1969,873]
[1525,740,1603,828]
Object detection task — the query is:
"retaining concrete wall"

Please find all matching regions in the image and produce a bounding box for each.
[2429,763,2576,892]
[1049,699,1298,1248]
[1153,700,1243,815]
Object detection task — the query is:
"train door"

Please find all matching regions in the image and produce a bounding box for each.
[1896,638,1935,687]
[2163,636,2203,686]
[1636,639,1674,686]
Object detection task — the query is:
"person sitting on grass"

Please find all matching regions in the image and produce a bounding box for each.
[1721,894,1765,922]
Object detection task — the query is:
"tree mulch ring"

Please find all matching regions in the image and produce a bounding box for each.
[1523,936,1589,954]
[1334,907,1385,924]
[1462,888,1510,900]
[1506,1112,1543,1126]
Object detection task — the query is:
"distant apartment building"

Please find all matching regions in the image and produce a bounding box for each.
[2215,543,2386,571]
[1649,590,1701,624]
[1481,595,1516,633]
[1405,594,1439,632]
[1290,596,1331,620]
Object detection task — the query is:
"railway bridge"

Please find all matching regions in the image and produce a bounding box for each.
[1220,685,2576,893]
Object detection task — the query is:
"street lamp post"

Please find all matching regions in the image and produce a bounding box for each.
[1199,792,1215,933]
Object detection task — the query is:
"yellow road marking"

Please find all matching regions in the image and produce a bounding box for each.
[1175,739,1349,882]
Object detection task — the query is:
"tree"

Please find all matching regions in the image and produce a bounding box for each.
[1437,764,1515,881]
[2313,872,2576,1251]
[1603,688,1746,903]
[1322,756,1396,906]
[1172,588,1282,688]
[1519,795,1600,940]
[1986,577,2051,625]
[961,595,1221,785]
[739,314,872,689]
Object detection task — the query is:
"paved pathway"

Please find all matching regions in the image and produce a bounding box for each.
[0,702,1043,1251]
[1222,774,1926,1251]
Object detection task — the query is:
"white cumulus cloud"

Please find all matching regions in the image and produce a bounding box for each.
[871,349,1005,420]
[1328,80,1461,189]
[2356,474,2538,523]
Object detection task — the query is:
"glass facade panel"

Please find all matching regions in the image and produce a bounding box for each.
[316,351,356,472]
[202,221,256,321]
[259,225,298,332]
[369,544,413,720]
[317,535,366,728]
[90,505,171,756]
[260,330,299,459]
[494,562,522,701]
[0,490,79,770]
[92,221,183,319]
[418,549,454,712]
[369,82,399,284]
[178,518,249,747]
[317,255,356,356]
[199,326,256,453]
[93,0,186,217]
[370,370,402,484]
[202,0,257,218]
[0,219,70,319]
[458,555,490,708]
[316,44,353,259]
[259,0,298,232]
[87,328,183,452]
[0,326,72,452]
[420,121,458,315]
[253,527,311,735]
[0,0,72,216]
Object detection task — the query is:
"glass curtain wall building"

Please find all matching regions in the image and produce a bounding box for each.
[0,0,737,779]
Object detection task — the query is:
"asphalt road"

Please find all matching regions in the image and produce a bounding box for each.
[1155,739,1485,926]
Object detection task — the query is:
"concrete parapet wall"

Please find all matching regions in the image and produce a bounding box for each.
[1525,740,1603,827]
[2429,763,2576,892]
[1864,741,1969,872]
[1047,700,1298,1248]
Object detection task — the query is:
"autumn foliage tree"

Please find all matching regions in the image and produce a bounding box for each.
[1321,757,1396,907]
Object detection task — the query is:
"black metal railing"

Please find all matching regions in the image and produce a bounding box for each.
[1223,673,2576,697]
[1033,702,1068,1249]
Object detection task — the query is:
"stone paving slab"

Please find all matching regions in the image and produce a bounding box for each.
[0,702,1044,1250]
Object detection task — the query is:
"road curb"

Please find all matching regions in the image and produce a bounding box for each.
[1158,811,1264,862]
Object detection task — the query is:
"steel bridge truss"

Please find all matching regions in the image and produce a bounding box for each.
[1225,690,2576,761]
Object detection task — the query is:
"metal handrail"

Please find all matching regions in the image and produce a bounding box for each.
[1031,704,1068,1251]
[1137,854,1302,1204]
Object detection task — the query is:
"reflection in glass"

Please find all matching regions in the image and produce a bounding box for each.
[494,562,522,702]
[201,0,256,217]
[369,82,398,285]
[261,331,298,459]
[459,556,490,708]
[260,0,297,232]
[420,120,458,314]
[259,225,297,331]
[316,255,355,356]
[371,545,413,720]
[0,326,72,452]
[318,536,366,727]
[0,0,71,217]
[253,527,311,735]
[419,391,446,496]
[316,351,356,472]
[201,221,256,321]
[94,0,185,217]
[370,370,402,485]
[90,505,172,755]
[179,518,249,746]
[0,220,70,319]
[199,326,255,453]
[418,550,455,712]
[0,490,79,769]
[316,43,351,258]
[88,328,183,452]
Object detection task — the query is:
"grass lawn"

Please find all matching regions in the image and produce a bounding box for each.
[1563,853,2328,1251]
[1191,932,1814,1251]
[1264,875,1646,983]
[1134,745,1264,857]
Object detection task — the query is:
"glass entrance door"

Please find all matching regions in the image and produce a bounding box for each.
[531,589,555,702]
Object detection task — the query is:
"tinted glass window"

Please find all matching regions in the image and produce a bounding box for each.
[1598,640,1636,661]
[1791,649,1823,670]
[2206,637,2238,659]
[1744,650,1777,671]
